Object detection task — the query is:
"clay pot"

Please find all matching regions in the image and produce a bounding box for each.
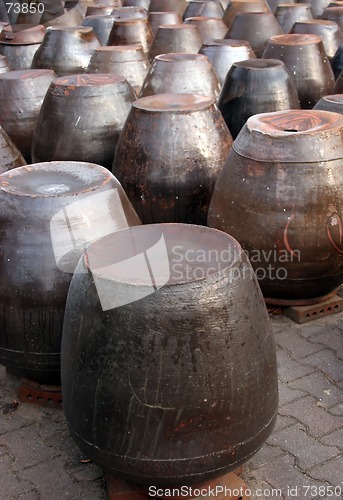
[86,3,118,15]
[275,3,313,33]
[32,26,100,76]
[290,20,343,59]
[208,109,343,305]
[313,94,343,113]
[148,11,182,35]
[0,54,11,73]
[0,24,45,70]
[107,19,153,54]
[148,24,203,62]
[110,5,149,17]
[0,161,141,383]
[223,0,271,29]
[266,0,295,15]
[39,0,66,24]
[218,59,300,138]
[183,0,224,19]
[113,93,232,224]
[32,74,136,170]
[225,12,283,57]
[199,38,256,85]
[0,69,56,162]
[82,14,118,45]
[123,0,150,8]
[306,0,331,18]
[87,45,150,94]
[62,223,278,487]
[331,42,343,77]
[184,17,228,43]
[333,68,343,90]
[139,53,221,99]
[43,4,85,26]
[322,7,343,30]
[262,34,335,108]
[149,0,188,16]
[0,125,26,173]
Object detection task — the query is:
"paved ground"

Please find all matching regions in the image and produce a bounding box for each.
[0,311,342,500]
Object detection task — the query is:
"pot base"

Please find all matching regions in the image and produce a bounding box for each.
[264,288,339,307]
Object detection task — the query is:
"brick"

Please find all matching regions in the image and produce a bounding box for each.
[43,430,81,457]
[302,349,343,383]
[276,350,315,383]
[280,396,342,438]
[0,423,57,471]
[328,403,343,416]
[275,330,324,359]
[267,423,340,471]
[16,491,40,500]
[250,453,324,499]
[309,456,343,488]
[272,414,299,433]
[320,429,343,451]
[289,372,343,408]
[308,327,343,359]
[0,454,34,498]
[298,320,337,339]
[66,453,103,482]
[278,382,306,407]
[0,412,30,437]
[248,444,284,469]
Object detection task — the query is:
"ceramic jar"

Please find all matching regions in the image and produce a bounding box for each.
[313,94,343,114]
[148,11,182,35]
[208,109,343,305]
[0,24,45,70]
[184,16,228,43]
[113,93,233,225]
[275,3,313,33]
[107,18,153,54]
[32,74,136,170]
[183,0,224,19]
[290,20,343,59]
[148,24,203,62]
[223,0,271,29]
[0,161,141,383]
[82,14,118,45]
[62,223,278,487]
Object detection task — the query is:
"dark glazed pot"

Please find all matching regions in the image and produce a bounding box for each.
[0,55,11,73]
[266,0,295,15]
[148,11,182,35]
[218,59,300,138]
[149,0,187,16]
[0,161,141,383]
[86,4,118,15]
[139,53,221,99]
[331,42,343,77]
[223,0,271,28]
[148,24,203,62]
[0,24,45,70]
[42,4,85,27]
[208,109,343,305]
[32,74,136,170]
[184,17,228,43]
[313,94,343,114]
[82,15,118,45]
[262,34,335,108]
[0,125,26,173]
[107,18,153,54]
[110,6,149,18]
[225,12,283,57]
[199,39,256,85]
[113,93,232,224]
[62,223,278,487]
[31,26,100,76]
[183,0,224,19]
[290,20,343,59]
[322,6,343,30]
[0,69,56,162]
[275,3,313,33]
[303,0,331,18]
[87,45,150,94]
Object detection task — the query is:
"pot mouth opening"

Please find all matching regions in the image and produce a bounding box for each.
[268,33,321,45]
[133,93,214,112]
[95,44,143,52]
[53,73,127,87]
[0,69,54,80]
[322,94,343,104]
[84,224,245,290]
[158,24,197,30]
[0,162,111,198]
[156,53,207,63]
[235,58,283,69]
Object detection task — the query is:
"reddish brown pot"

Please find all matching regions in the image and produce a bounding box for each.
[0,161,141,383]
[199,38,256,85]
[32,26,100,76]
[0,54,11,74]
[0,69,56,162]
[148,0,188,16]
[148,24,203,61]
[313,94,343,114]
[225,11,283,57]
[184,16,228,43]
[262,34,335,108]
[208,109,343,305]
[183,0,224,20]
[223,0,271,28]
[322,6,343,30]
[113,93,233,224]
[139,53,221,98]
[87,45,150,94]
[275,3,313,33]
[0,24,45,70]
[107,18,153,54]
[111,5,148,17]
[32,74,136,169]
[0,125,26,173]
[290,20,343,59]
[148,11,182,35]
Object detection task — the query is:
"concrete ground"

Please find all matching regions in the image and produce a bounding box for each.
[0,311,342,500]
